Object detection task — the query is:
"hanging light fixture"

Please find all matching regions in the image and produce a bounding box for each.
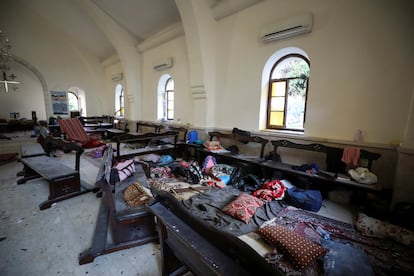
[0,30,19,93]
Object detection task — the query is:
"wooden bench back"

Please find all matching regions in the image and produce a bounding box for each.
[136,121,163,133]
[163,125,188,142]
[208,131,269,158]
[79,116,113,125]
[115,131,179,160]
[270,139,381,172]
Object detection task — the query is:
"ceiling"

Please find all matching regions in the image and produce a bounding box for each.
[19,0,182,60]
[5,0,257,61]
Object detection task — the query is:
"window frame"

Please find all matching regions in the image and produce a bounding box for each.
[164,77,174,121]
[115,83,125,118]
[266,53,310,131]
[67,91,80,112]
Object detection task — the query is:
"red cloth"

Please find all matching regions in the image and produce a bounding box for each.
[253,180,287,201]
[341,147,360,166]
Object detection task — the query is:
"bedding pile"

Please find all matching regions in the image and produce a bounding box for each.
[147,154,414,275]
[259,207,414,275]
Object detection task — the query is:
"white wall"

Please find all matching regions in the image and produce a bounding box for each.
[0,0,107,119]
[210,0,414,145]
[141,36,192,124]
[2,0,413,148]
[102,56,124,117]
[0,61,45,120]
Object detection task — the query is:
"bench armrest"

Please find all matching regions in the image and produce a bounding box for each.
[45,136,84,171]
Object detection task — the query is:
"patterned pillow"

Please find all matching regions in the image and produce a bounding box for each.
[356,212,388,238]
[222,193,264,224]
[357,212,414,246]
[257,225,327,271]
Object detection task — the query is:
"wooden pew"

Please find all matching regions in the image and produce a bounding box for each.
[148,189,279,276]
[136,120,164,133]
[19,142,46,158]
[260,139,382,191]
[17,136,98,210]
[163,125,188,143]
[79,145,157,264]
[196,131,269,171]
[114,131,179,161]
[16,142,47,177]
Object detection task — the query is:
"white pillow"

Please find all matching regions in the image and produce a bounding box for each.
[356,213,414,246]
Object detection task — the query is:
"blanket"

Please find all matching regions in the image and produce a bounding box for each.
[182,186,284,236]
[265,207,414,275]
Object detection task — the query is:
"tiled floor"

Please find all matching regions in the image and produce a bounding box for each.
[0,147,161,276]
[0,134,358,276]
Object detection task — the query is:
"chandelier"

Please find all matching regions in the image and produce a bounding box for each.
[0,29,19,93]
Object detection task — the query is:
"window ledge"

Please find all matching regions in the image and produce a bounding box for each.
[257,129,397,151]
[259,129,304,138]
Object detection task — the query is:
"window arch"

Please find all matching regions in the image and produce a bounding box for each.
[67,86,86,116]
[157,74,174,121]
[165,78,174,120]
[115,84,124,117]
[67,91,79,112]
[261,48,310,131]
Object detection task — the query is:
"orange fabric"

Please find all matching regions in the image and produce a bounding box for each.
[341,147,360,166]
[58,118,89,144]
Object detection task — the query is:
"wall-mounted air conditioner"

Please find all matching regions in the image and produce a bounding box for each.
[153,57,173,71]
[260,12,313,43]
[111,73,123,82]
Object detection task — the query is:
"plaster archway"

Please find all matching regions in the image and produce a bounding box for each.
[12,55,51,119]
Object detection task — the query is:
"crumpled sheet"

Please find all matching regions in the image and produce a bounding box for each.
[182,186,284,236]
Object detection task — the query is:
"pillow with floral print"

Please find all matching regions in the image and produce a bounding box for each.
[222,193,264,224]
[357,212,414,246]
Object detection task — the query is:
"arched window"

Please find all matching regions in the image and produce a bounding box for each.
[157,74,174,121]
[115,84,124,117]
[165,78,174,120]
[267,54,310,131]
[67,91,79,112]
[67,87,86,116]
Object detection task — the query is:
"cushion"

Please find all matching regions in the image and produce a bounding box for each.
[356,212,388,238]
[58,118,89,143]
[123,182,152,207]
[321,239,374,276]
[356,213,414,246]
[222,193,264,224]
[256,225,327,271]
